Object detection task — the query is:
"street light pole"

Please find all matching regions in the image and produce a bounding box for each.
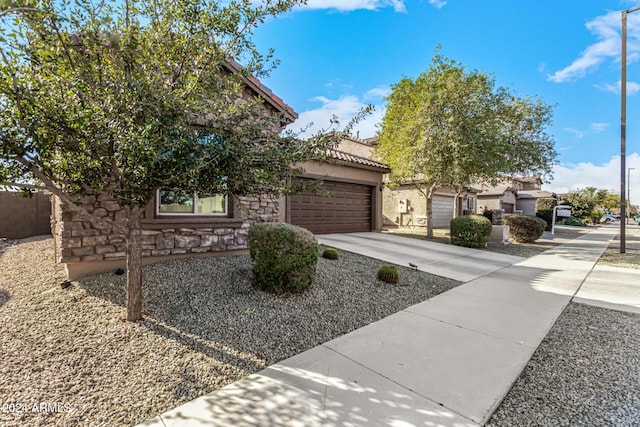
[620,7,640,253]
[629,167,636,224]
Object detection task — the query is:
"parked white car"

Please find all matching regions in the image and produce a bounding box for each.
[600,213,619,223]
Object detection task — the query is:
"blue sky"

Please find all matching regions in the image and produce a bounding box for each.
[252,0,640,195]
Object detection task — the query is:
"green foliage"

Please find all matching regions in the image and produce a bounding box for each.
[535,198,557,230]
[248,223,318,294]
[322,247,339,260]
[1,0,328,208]
[375,49,556,238]
[450,214,493,248]
[563,188,601,219]
[589,210,603,224]
[503,215,547,243]
[0,0,359,320]
[560,216,586,227]
[377,265,400,285]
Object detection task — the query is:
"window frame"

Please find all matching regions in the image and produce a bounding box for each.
[464,196,475,211]
[156,188,229,217]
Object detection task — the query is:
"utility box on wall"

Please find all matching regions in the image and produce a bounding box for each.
[398,199,409,214]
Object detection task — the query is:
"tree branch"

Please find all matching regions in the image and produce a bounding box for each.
[13,156,128,235]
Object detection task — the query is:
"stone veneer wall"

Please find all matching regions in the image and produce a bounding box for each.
[51,193,279,265]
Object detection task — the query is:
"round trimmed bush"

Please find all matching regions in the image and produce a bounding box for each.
[450,215,493,248]
[377,265,399,284]
[248,223,318,293]
[322,247,339,260]
[503,215,547,243]
[560,216,586,227]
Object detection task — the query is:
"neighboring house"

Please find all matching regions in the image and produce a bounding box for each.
[511,176,557,215]
[382,181,478,229]
[476,184,518,214]
[476,176,557,216]
[516,190,557,216]
[52,86,389,279]
[359,137,478,229]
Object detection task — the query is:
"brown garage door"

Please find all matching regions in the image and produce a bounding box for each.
[290,179,372,234]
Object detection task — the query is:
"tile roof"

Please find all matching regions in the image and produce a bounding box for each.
[224,60,298,122]
[477,184,514,197]
[517,190,556,199]
[326,149,390,171]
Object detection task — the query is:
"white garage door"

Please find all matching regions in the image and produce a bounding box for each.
[432,195,455,228]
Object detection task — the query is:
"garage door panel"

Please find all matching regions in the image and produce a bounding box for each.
[290,178,372,234]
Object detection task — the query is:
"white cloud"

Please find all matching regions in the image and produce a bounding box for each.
[563,122,609,139]
[303,0,407,12]
[363,86,391,100]
[546,152,640,195]
[288,90,386,139]
[428,0,447,9]
[594,79,640,95]
[548,11,640,83]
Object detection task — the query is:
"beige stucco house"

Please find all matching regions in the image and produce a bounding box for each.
[381,183,478,229]
[476,176,557,216]
[477,184,518,214]
[51,80,389,279]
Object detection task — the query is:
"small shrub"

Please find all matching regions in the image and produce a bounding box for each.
[450,215,493,248]
[377,265,400,284]
[560,216,586,226]
[536,198,557,230]
[503,215,547,243]
[248,223,318,293]
[322,247,339,260]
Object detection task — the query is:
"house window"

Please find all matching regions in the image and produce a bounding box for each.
[464,197,475,211]
[157,188,227,216]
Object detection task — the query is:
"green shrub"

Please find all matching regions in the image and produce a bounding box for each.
[560,216,586,226]
[503,215,547,243]
[450,215,493,248]
[248,223,318,293]
[322,247,339,260]
[536,198,557,230]
[377,265,400,284]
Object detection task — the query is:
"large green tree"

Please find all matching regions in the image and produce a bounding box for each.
[376,52,557,237]
[0,0,352,321]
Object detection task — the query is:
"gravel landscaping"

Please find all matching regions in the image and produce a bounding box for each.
[0,237,460,427]
[487,303,640,427]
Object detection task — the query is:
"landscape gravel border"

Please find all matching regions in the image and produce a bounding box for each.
[0,238,460,427]
[486,303,640,426]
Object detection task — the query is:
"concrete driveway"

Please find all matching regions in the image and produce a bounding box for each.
[317,232,524,282]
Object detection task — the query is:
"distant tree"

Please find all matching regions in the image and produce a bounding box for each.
[0,0,358,321]
[564,188,620,219]
[601,193,621,212]
[375,51,557,237]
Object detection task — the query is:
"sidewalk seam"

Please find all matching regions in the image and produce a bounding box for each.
[319,344,479,426]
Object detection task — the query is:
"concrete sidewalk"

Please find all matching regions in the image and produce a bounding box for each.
[139,227,618,427]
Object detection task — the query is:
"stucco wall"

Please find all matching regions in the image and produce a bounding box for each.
[336,138,375,159]
[0,191,51,239]
[383,185,474,228]
[478,190,517,212]
[517,198,537,216]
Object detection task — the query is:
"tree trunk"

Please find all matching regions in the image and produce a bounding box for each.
[425,183,436,238]
[126,205,143,321]
[453,185,464,218]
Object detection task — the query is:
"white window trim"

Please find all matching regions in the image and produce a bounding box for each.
[464,196,475,211]
[156,189,228,216]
